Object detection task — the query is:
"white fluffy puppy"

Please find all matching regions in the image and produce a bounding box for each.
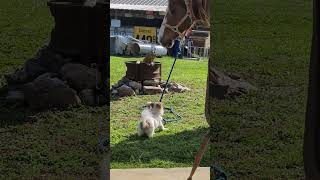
[137,102,167,138]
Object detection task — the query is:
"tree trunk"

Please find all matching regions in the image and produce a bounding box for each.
[303,0,320,179]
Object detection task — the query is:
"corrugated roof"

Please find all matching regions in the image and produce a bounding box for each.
[110,0,168,12]
[111,0,167,6]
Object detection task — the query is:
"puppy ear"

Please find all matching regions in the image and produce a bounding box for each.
[146,102,153,109]
[155,102,162,109]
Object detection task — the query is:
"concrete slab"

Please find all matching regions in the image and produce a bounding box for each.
[110,167,210,180]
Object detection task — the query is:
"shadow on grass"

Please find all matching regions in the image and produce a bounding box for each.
[0,85,76,128]
[110,95,121,102]
[0,105,33,128]
[0,85,32,128]
[111,127,211,167]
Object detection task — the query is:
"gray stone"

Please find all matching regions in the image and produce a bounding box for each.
[209,67,257,99]
[159,80,167,87]
[36,47,70,73]
[25,87,81,109]
[5,52,68,85]
[128,81,142,90]
[183,87,191,92]
[226,72,241,80]
[79,89,95,106]
[60,63,99,91]
[135,89,140,95]
[22,75,77,109]
[36,72,59,80]
[24,58,47,80]
[46,87,81,108]
[5,90,25,104]
[113,79,125,89]
[121,77,130,84]
[31,76,68,94]
[5,68,28,85]
[143,79,160,86]
[111,89,118,95]
[118,85,135,97]
[143,86,163,95]
[168,82,190,93]
[5,58,47,85]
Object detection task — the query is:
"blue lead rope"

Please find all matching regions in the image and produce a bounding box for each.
[158,39,182,124]
[162,107,181,124]
[159,39,181,102]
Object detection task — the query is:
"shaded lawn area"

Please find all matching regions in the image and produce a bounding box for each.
[110,56,211,168]
[0,1,107,178]
[210,0,312,179]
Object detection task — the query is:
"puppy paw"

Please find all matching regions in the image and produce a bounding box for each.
[162,128,169,131]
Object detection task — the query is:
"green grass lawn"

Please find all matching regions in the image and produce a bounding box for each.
[210,0,312,179]
[0,1,107,178]
[110,56,211,168]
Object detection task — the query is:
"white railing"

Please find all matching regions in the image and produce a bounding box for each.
[185,46,209,60]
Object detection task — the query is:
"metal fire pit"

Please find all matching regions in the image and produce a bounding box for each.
[48,1,90,56]
[125,61,161,82]
[47,0,106,65]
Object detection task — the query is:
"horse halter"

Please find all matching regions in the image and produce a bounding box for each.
[163,0,201,38]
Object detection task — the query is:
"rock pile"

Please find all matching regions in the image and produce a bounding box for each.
[208,66,257,99]
[111,77,190,97]
[4,46,107,109]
